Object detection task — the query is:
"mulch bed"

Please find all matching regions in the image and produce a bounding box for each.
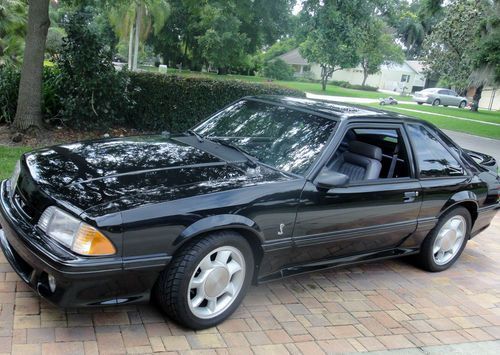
[0,124,142,148]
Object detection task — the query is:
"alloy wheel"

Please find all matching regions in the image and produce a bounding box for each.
[187,246,246,319]
[432,215,466,266]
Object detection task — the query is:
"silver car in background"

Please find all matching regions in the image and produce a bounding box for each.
[412,88,468,108]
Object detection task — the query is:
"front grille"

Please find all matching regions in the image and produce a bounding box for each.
[12,188,38,223]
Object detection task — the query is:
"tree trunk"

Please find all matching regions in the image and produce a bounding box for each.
[320,65,327,91]
[128,21,134,70]
[362,67,368,87]
[471,85,483,112]
[13,0,50,132]
[132,5,143,71]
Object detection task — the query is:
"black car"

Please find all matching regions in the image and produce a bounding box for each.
[0,96,499,329]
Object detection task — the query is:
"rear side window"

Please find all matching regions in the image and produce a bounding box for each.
[407,124,465,178]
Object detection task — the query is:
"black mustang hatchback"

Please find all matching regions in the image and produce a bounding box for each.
[1,96,499,329]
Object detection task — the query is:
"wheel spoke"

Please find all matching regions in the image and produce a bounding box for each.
[199,256,215,272]
[216,250,232,264]
[450,218,462,231]
[207,297,217,313]
[224,282,236,296]
[227,260,242,276]
[191,294,205,308]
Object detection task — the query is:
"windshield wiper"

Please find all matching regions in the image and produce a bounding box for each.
[186,129,204,143]
[209,138,259,168]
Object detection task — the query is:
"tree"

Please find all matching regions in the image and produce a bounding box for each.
[197,2,249,74]
[109,0,170,70]
[0,0,27,65]
[389,0,443,59]
[358,20,404,87]
[262,58,294,80]
[13,0,50,131]
[299,0,374,91]
[422,0,488,95]
[470,0,500,111]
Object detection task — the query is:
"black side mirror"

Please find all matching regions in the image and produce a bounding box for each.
[315,171,349,190]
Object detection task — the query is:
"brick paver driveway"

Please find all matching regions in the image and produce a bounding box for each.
[0,215,499,354]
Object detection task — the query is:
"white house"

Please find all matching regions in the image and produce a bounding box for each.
[278,48,427,94]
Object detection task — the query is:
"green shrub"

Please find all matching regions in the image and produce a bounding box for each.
[57,11,133,130]
[0,65,20,124]
[0,65,62,124]
[127,73,305,132]
[262,59,295,81]
[329,80,378,91]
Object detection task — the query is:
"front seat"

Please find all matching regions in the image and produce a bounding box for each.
[329,141,382,182]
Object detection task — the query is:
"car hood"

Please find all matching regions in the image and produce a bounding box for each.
[20,135,290,215]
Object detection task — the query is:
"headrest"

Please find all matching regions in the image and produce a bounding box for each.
[348,141,382,161]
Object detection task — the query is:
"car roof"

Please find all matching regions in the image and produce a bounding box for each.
[245,95,434,127]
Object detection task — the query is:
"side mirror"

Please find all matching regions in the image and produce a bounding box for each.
[315,171,349,190]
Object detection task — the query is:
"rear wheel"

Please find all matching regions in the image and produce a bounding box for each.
[155,231,254,329]
[417,102,424,105]
[432,99,440,106]
[416,207,471,272]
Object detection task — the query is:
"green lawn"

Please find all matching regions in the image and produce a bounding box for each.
[394,103,500,124]
[0,146,31,180]
[366,103,500,140]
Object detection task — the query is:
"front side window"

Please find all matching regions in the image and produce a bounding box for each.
[195,100,336,175]
[407,124,465,178]
[323,126,411,182]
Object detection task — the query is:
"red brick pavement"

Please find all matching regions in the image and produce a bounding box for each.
[0,215,499,354]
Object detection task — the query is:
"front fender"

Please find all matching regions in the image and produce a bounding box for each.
[174,214,264,247]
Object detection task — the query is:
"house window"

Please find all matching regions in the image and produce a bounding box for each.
[303,65,311,73]
[401,74,410,83]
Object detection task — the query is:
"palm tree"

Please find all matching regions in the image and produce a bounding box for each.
[109,0,170,71]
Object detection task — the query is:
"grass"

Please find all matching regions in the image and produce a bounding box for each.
[391,103,500,124]
[365,103,500,140]
[0,146,31,180]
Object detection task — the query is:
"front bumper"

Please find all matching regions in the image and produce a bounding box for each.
[0,180,168,307]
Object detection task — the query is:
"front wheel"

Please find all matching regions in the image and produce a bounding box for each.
[416,207,471,272]
[459,101,467,108]
[155,232,254,329]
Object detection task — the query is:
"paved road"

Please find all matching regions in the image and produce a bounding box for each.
[444,130,500,163]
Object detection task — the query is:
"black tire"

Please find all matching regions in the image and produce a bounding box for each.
[444,105,448,107]
[416,207,471,272]
[155,231,254,329]
[459,101,467,108]
[432,99,440,106]
[380,101,386,105]
[417,102,424,105]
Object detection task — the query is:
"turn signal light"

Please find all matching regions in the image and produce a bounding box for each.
[72,224,116,256]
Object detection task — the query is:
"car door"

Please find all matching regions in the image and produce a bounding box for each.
[447,90,460,106]
[290,123,423,266]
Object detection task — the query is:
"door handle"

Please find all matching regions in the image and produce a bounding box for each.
[403,191,419,203]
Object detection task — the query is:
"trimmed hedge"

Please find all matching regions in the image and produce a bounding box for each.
[0,69,304,131]
[126,73,305,132]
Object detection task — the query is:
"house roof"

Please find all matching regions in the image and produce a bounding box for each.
[405,60,426,74]
[278,48,309,66]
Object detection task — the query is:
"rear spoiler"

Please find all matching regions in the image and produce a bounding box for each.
[463,149,498,173]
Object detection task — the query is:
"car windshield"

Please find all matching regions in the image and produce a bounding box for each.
[194,99,337,175]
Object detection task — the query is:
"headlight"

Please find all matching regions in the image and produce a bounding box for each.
[38,206,116,256]
[9,161,21,198]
